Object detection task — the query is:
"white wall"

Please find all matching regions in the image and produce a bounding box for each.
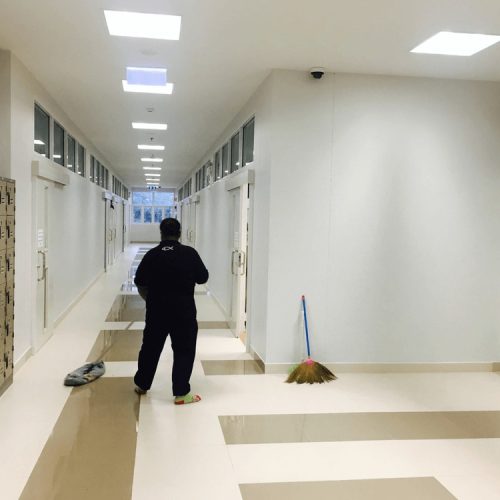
[264,71,500,364]
[325,74,500,363]
[185,74,275,360]
[130,224,160,243]
[0,51,11,179]
[196,182,233,315]
[8,53,126,362]
[46,175,106,322]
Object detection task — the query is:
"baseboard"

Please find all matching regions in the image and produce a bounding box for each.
[263,361,500,375]
[0,374,13,397]
[249,347,266,373]
[53,270,104,328]
[14,347,33,374]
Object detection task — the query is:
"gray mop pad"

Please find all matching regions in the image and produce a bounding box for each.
[64,361,106,386]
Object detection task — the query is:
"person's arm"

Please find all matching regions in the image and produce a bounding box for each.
[136,285,148,301]
[134,253,152,301]
[192,249,209,284]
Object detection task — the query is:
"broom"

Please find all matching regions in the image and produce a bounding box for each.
[286,295,337,384]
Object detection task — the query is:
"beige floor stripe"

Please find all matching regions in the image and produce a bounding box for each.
[87,330,143,362]
[219,410,500,444]
[198,321,230,329]
[106,295,145,322]
[20,378,139,500]
[240,477,456,500]
[201,360,264,375]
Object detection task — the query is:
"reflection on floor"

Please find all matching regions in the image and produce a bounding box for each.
[87,330,142,362]
[19,378,139,500]
[219,411,500,445]
[106,295,146,322]
[239,477,456,500]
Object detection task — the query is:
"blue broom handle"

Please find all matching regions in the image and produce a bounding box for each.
[302,295,311,358]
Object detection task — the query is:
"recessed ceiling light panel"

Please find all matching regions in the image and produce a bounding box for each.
[138,145,165,151]
[127,67,166,86]
[104,10,182,40]
[143,166,162,170]
[411,31,500,56]
[141,158,163,162]
[122,81,174,94]
[132,122,168,130]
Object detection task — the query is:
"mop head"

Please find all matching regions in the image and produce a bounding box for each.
[64,362,106,386]
[286,358,336,384]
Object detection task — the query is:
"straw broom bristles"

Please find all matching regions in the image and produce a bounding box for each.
[286,295,337,384]
[286,357,337,384]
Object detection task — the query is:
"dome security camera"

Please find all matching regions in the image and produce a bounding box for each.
[310,67,325,79]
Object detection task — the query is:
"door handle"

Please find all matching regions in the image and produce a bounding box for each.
[37,250,46,282]
[231,250,238,275]
[238,251,246,276]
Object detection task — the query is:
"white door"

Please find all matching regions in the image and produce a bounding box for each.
[105,200,118,269]
[121,202,126,252]
[193,201,200,250]
[228,185,249,338]
[35,180,51,351]
[181,202,189,244]
[187,201,198,247]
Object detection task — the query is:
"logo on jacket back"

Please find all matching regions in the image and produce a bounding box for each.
[162,246,174,252]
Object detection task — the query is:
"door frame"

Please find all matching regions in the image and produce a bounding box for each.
[33,178,52,353]
[225,168,254,347]
[32,160,71,353]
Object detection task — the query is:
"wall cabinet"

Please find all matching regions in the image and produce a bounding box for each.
[0,178,14,396]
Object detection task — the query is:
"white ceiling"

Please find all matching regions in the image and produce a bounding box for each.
[1,0,500,188]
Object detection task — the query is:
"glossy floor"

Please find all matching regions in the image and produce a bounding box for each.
[1,245,500,499]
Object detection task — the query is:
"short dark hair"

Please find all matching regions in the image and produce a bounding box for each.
[160,218,181,239]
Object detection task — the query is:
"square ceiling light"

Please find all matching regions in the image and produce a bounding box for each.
[123,67,174,94]
[104,10,181,40]
[138,145,165,151]
[123,81,174,94]
[141,158,163,162]
[127,67,166,86]
[132,122,168,130]
[411,31,500,56]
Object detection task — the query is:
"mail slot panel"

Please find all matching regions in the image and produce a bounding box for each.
[5,283,14,320]
[0,182,6,217]
[0,340,4,381]
[4,349,12,378]
[6,182,15,216]
[6,248,14,284]
[0,218,6,252]
[6,217,14,249]
[5,322,12,346]
[0,251,6,286]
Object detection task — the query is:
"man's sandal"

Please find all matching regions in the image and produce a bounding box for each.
[174,394,201,405]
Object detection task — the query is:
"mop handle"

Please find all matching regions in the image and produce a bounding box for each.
[301,295,311,358]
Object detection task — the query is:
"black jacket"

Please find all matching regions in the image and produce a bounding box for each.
[134,240,209,317]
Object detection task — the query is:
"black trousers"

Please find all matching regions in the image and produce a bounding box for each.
[134,313,198,396]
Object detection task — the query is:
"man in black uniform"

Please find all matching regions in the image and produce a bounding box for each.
[133,218,209,405]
